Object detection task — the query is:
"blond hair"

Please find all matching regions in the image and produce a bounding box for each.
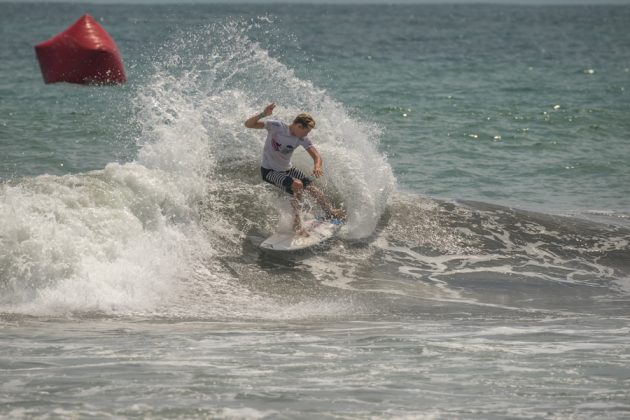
[293,113,316,129]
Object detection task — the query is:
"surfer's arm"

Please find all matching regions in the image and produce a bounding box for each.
[244,103,275,129]
[307,146,324,178]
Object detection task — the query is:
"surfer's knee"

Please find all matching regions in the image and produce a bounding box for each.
[292,179,304,193]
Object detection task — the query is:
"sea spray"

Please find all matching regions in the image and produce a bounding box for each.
[0,167,200,315]
[135,20,395,238]
[0,19,393,318]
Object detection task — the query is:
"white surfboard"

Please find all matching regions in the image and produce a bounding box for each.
[260,218,343,251]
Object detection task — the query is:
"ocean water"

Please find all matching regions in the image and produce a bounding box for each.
[1,3,629,419]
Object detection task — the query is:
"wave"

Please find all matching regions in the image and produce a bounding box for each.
[0,21,394,318]
[1,21,628,320]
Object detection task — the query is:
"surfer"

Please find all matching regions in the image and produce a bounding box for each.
[245,103,346,235]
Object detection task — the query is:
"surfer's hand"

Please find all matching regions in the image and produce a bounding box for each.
[313,166,323,178]
[263,103,275,117]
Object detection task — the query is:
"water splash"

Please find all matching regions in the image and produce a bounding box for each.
[0,20,394,318]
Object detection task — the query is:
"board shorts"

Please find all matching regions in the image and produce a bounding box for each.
[261,167,312,195]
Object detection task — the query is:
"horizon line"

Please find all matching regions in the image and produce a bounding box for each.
[2,0,630,4]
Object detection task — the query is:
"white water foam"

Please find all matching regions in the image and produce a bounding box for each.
[0,21,394,318]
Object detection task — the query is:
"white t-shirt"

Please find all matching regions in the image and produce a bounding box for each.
[261,120,314,171]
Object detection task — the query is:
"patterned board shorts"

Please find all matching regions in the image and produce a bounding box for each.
[261,167,312,195]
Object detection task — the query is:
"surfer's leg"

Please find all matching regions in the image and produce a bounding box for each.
[305,185,347,220]
[304,185,332,211]
[262,167,309,234]
[291,181,309,236]
[285,168,345,220]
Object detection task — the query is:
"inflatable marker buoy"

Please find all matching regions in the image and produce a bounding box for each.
[35,14,126,85]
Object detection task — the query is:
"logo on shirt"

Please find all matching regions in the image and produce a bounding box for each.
[271,137,281,151]
[272,137,294,154]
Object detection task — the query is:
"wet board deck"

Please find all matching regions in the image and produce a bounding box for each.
[260,218,343,251]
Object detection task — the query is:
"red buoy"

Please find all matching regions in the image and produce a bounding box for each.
[35,14,126,85]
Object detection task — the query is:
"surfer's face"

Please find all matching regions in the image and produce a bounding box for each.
[292,123,312,138]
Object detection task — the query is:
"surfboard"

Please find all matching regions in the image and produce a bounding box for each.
[260,218,343,251]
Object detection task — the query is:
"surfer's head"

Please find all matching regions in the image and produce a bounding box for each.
[290,113,316,137]
[293,113,316,129]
